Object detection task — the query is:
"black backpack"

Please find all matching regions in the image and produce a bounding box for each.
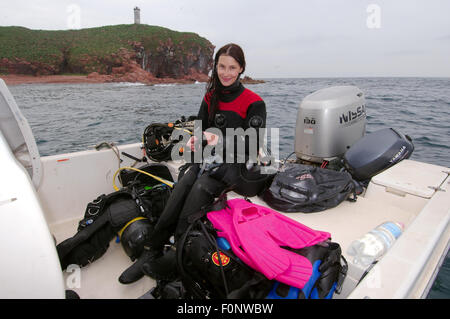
[262,163,358,213]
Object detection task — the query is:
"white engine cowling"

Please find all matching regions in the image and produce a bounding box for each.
[295,86,366,163]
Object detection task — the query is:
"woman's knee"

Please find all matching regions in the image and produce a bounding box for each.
[191,174,225,197]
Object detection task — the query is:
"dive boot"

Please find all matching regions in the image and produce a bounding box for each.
[141,248,178,281]
[118,248,163,284]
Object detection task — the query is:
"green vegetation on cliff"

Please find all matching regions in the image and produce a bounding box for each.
[0,24,214,77]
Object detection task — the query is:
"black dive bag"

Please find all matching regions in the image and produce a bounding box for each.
[262,163,357,213]
[56,168,172,270]
[268,242,347,299]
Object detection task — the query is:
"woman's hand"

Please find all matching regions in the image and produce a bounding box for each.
[186,132,219,151]
[203,131,219,146]
[186,136,198,151]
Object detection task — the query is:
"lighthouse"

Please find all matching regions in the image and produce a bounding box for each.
[134,7,141,24]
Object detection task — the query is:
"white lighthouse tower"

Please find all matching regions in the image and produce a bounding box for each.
[134,7,141,24]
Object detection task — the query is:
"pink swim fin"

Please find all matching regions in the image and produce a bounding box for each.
[207,201,255,268]
[207,199,331,289]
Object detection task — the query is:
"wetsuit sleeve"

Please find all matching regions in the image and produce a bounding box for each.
[245,100,266,130]
[244,100,267,160]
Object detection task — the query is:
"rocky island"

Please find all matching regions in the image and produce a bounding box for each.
[0,24,214,85]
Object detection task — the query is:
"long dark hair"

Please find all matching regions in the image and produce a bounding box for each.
[206,43,246,126]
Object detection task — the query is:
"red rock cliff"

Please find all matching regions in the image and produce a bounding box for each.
[0,25,215,84]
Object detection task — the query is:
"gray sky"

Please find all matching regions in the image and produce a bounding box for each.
[1,0,449,78]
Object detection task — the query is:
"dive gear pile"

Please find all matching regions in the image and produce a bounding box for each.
[57,163,347,299]
[177,214,273,299]
[146,197,347,299]
[207,198,332,288]
[56,164,173,270]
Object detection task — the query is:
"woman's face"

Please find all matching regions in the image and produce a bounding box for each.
[216,54,243,87]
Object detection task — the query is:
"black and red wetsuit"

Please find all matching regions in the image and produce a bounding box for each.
[197,80,266,162]
[197,80,266,136]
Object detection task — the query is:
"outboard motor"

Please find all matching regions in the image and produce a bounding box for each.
[343,128,414,181]
[295,86,366,163]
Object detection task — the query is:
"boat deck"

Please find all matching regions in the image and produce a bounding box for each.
[44,144,450,299]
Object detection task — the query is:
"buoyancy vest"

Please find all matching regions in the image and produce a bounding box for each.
[56,182,171,269]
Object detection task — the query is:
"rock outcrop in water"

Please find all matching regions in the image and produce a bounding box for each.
[0,25,215,84]
[240,76,265,84]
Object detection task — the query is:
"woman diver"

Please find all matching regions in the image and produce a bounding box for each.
[119,43,268,284]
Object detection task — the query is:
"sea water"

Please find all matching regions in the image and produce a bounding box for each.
[8,77,450,297]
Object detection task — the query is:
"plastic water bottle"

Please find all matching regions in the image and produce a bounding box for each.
[347,221,404,267]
